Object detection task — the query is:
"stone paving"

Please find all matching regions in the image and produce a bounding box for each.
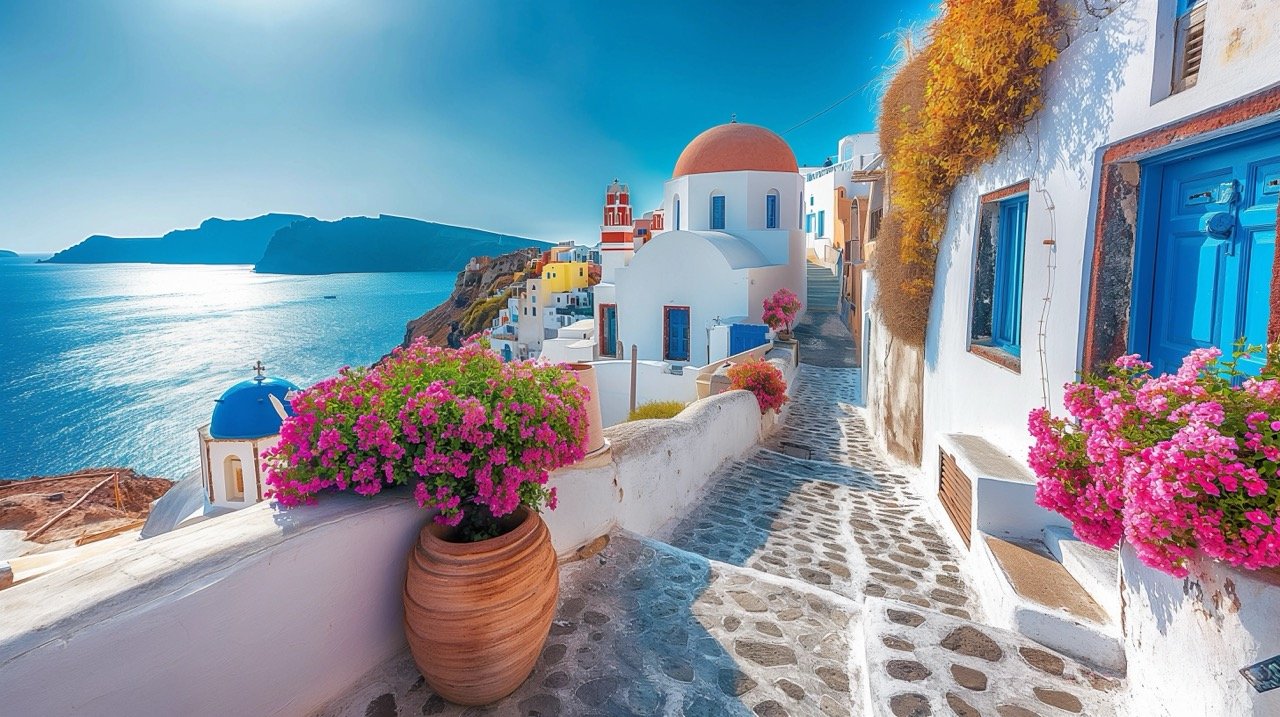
[860,598,1121,716]
[320,270,1124,716]
[325,532,862,717]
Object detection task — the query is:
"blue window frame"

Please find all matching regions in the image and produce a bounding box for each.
[674,199,681,230]
[817,210,826,236]
[991,195,1028,353]
[805,213,813,232]
[664,306,690,362]
[765,194,779,229]
[711,195,725,230]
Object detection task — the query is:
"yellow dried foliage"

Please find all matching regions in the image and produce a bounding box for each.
[875,0,1063,345]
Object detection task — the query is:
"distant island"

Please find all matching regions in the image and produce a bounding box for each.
[0,249,17,257]
[41,214,306,265]
[253,214,546,275]
[40,213,548,275]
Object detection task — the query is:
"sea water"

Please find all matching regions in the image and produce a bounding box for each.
[0,256,455,479]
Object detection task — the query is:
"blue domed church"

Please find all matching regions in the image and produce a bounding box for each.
[198,361,299,510]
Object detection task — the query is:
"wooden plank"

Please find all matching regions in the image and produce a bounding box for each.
[75,519,147,546]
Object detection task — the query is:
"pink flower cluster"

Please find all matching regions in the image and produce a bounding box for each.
[762,288,802,333]
[727,358,789,414]
[1029,347,1280,577]
[262,340,589,537]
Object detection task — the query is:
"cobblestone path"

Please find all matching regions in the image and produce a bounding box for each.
[324,361,1123,717]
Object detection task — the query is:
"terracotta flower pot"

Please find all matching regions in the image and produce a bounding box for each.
[403,506,558,706]
[568,363,607,457]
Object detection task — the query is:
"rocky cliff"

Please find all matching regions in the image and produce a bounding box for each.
[402,247,542,348]
[255,214,545,275]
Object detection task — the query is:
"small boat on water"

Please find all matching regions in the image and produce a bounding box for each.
[322,295,337,300]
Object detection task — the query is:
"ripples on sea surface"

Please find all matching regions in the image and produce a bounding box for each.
[0,257,454,479]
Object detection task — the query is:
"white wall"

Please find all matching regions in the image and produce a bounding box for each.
[614,234,751,365]
[540,338,595,364]
[917,0,1280,489]
[838,133,880,163]
[0,492,430,717]
[545,389,771,548]
[0,390,778,717]
[1121,545,1280,716]
[663,170,803,233]
[590,359,699,426]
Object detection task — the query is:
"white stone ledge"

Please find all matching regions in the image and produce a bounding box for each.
[0,387,777,717]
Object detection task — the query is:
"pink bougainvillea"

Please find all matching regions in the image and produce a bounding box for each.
[728,358,789,414]
[1029,346,1280,577]
[762,288,802,335]
[263,339,588,541]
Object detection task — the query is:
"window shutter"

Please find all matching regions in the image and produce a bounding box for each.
[1172,3,1207,94]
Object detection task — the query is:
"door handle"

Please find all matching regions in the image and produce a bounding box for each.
[1201,211,1235,255]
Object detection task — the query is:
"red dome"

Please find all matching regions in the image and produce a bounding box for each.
[672,123,798,178]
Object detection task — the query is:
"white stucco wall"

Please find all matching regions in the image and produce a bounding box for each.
[0,390,777,717]
[199,428,278,509]
[0,492,430,717]
[614,234,751,365]
[1121,545,1280,716]
[663,170,803,234]
[917,0,1280,491]
[590,358,699,426]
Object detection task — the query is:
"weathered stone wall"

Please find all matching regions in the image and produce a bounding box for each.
[861,279,924,466]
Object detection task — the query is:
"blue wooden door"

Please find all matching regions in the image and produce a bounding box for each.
[600,304,617,356]
[1146,137,1279,376]
[665,307,690,362]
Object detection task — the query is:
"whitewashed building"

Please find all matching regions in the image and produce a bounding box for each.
[800,132,880,266]
[864,1,1280,712]
[198,362,297,511]
[600,121,806,367]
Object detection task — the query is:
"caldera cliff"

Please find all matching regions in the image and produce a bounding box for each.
[402,247,542,347]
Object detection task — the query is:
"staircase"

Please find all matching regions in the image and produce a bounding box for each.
[938,433,1127,675]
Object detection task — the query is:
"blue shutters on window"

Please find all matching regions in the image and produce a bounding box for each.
[674,199,681,230]
[665,307,690,362]
[991,195,1028,353]
[817,210,825,236]
[711,195,726,230]
[601,304,617,356]
[766,194,779,229]
[805,213,813,232]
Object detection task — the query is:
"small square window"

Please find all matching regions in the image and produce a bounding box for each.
[970,188,1029,366]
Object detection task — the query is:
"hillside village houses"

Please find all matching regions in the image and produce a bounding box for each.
[488,241,596,362]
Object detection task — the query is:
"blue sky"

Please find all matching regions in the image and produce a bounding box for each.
[0,1,937,253]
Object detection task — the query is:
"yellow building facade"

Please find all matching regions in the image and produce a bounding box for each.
[540,261,591,294]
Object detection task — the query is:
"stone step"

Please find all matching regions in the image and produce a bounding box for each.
[1042,525,1122,624]
[977,533,1126,674]
[858,596,1124,717]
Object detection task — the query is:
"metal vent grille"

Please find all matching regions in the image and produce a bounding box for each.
[1172,3,1207,94]
[939,449,973,548]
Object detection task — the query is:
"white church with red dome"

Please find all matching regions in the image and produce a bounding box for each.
[592,121,806,366]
